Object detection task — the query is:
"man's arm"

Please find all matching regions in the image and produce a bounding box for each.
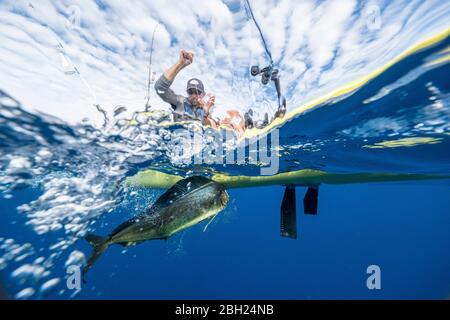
[201,95,219,127]
[154,50,193,110]
[154,75,183,108]
[203,117,219,128]
[163,55,189,81]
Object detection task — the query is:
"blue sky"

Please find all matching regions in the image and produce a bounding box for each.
[0,0,449,126]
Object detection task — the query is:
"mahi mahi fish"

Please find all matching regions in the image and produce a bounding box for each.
[84,176,229,275]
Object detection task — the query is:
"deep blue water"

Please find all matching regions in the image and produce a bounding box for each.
[1,29,450,300]
[1,181,450,299]
[76,182,450,299]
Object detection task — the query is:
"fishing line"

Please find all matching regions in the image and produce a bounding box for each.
[244,0,273,66]
[28,3,109,127]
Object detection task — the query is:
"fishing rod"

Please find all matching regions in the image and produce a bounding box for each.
[244,0,286,117]
[244,0,273,65]
[145,23,160,110]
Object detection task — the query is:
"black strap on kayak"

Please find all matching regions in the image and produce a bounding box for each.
[280,185,297,239]
[303,187,319,215]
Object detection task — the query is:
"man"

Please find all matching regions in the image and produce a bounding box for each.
[154,50,216,126]
[155,49,286,135]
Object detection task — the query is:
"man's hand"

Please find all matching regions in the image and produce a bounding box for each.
[163,49,193,81]
[203,95,215,113]
[179,50,193,68]
[202,95,218,128]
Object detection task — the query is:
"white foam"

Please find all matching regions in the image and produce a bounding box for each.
[40,278,60,295]
[65,250,86,268]
[15,288,35,300]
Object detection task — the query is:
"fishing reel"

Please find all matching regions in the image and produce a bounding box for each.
[250,65,279,85]
[249,63,286,121]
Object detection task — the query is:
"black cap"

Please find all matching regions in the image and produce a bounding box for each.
[186,78,204,94]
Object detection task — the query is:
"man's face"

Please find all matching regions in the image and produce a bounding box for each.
[187,88,204,107]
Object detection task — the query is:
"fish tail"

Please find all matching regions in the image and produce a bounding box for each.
[83,233,110,281]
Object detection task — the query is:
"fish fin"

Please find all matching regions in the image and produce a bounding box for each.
[203,213,218,232]
[85,234,106,247]
[116,242,129,247]
[83,234,110,280]
[149,176,213,212]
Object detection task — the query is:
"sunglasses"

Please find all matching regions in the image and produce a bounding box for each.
[187,89,203,96]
